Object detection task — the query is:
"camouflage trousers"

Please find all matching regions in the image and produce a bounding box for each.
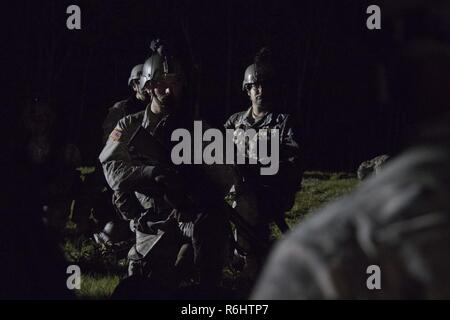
[128,210,229,289]
[232,185,287,278]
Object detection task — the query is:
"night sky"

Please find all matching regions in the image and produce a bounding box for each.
[5,0,450,171]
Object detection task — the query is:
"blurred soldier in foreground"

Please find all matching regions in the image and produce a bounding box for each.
[99,50,229,296]
[252,120,450,299]
[224,48,303,278]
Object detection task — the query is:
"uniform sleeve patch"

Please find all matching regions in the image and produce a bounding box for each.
[110,128,123,142]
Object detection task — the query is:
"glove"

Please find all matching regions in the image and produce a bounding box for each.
[136,166,178,196]
[152,166,180,187]
[130,210,180,234]
[152,168,192,210]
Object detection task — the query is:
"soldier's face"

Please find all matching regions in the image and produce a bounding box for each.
[149,74,183,109]
[132,80,147,101]
[247,81,277,108]
[248,82,265,108]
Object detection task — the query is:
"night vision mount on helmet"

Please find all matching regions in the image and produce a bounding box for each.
[242,47,276,91]
[139,53,183,90]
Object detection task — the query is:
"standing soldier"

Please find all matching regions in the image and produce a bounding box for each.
[252,1,450,299]
[224,48,303,279]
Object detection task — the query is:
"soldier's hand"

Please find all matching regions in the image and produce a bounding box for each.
[167,208,180,221]
[153,167,180,188]
[148,210,178,232]
[151,219,178,232]
[172,208,196,223]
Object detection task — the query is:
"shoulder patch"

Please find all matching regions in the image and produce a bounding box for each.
[110,128,123,142]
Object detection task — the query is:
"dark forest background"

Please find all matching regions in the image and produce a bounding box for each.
[4,0,450,171]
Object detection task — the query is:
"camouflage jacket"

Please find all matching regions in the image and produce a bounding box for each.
[99,107,180,220]
[224,107,303,211]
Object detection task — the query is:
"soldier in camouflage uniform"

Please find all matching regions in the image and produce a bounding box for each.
[102,64,148,144]
[99,52,228,294]
[224,48,303,278]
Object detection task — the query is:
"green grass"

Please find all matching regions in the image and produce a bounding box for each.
[63,171,359,299]
[270,172,359,239]
[75,274,121,299]
[288,174,358,222]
